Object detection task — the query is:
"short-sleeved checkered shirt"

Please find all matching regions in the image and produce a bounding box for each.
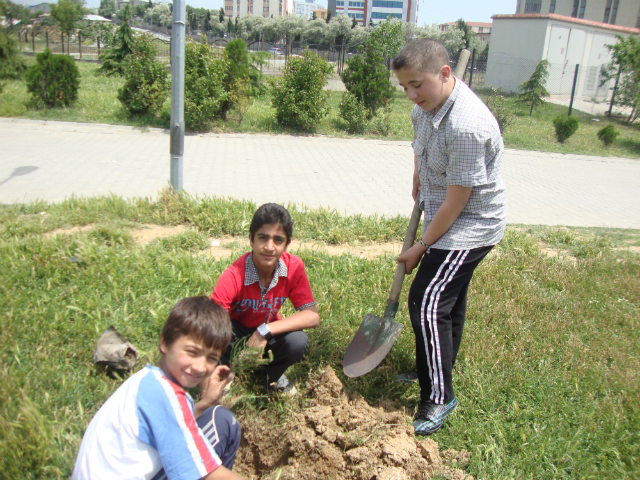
[411,77,507,250]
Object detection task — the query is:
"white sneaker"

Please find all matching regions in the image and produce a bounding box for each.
[269,375,297,396]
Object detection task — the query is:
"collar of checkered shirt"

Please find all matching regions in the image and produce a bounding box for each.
[244,253,289,293]
[429,75,462,129]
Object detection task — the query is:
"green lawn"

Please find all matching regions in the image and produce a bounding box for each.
[1,194,639,479]
[1,59,639,158]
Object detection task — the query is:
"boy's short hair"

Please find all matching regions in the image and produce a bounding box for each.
[161,297,232,351]
[391,38,450,75]
[249,203,293,243]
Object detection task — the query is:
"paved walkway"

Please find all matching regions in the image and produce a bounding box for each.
[1,118,639,229]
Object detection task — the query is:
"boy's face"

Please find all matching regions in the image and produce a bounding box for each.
[250,222,290,275]
[395,65,452,114]
[159,334,222,389]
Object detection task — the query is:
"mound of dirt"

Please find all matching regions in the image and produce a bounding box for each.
[234,367,472,480]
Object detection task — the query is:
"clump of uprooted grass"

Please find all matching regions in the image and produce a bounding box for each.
[0,196,638,479]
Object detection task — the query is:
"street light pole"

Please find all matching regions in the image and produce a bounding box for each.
[170,0,185,191]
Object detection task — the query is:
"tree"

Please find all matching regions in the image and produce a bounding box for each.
[221,39,251,119]
[368,18,403,69]
[326,9,331,23]
[271,49,333,130]
[25,49,80,107]
[0,26,27,79]
[517,59,550,116]
[341,31,395,118]
[351,17,358,29]
[184,39,229,131]
[50,0,86,54]
[117,34,170,116]
[601,34,640,124]
[146,4,172,27]
[98,0,115,19]
[98,4,135,75]
[312,11,317,20]
[456,18,472,50]
[218,7,225,23]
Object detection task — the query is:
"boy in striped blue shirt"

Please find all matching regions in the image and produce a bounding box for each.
[73,297,246,480]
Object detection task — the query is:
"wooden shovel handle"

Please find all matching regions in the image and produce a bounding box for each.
[388,196,422,303]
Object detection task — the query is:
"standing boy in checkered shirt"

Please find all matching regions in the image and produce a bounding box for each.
[392,39,507,436]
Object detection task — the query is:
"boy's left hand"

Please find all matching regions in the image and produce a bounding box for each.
[199,365,234,407]
[397,243,426,275]
[246,331,268,350]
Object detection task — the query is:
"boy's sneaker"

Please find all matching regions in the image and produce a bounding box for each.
[269,375,298,396]
[412,397,458,436]
[395,372,419,383]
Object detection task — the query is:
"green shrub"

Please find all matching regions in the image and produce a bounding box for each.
[221,39,263,119]
[0,28,27,79]
[25,49,80,108]
[338,92,368,133]
[184,40,229,131]
[117,34,169,116]
[553,115,579,143]
[597,124,619,147]
[271,49,333,131]
[485,87,512,133]
[98,4,135,76]
[341,42,395,119]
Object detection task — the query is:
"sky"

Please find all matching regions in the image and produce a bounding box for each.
[13,0,516,26]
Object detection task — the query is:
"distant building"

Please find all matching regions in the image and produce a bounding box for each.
[438,21,493,43]
[314,7,328,18]
[328,0,417,26]
[29,3,51,13]
[116,0,149,11]
[486,13,640,98]
[295,0,320,18]
[224,0,295,17]
[514,0,640,29]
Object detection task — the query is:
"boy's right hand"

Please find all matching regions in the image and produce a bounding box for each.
[412,172,421,201]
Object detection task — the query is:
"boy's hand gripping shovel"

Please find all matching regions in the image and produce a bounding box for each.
[342,49,471,378]
[343,196,422,378]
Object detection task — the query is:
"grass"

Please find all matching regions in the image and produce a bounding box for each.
[479,91,640,159]
[1,59,639,158]
[0,194,639,479]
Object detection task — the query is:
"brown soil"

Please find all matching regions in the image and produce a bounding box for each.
[133,224,188,244]
[233,367,472,480]
[200,238,404,262]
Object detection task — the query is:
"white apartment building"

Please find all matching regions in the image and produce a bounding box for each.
[515,0,640,28]
[224,0,295,18]
[328,0,417,26]
[294,0,320,18]
[438,21,493,42]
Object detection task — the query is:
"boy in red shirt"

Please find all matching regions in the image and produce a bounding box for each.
[211,203,319,394]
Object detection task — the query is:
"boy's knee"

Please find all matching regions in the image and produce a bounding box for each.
[280,330,308,359]
[213,406,241,447]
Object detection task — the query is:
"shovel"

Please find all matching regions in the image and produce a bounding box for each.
[343,196,422,378]
[342,50,472,378]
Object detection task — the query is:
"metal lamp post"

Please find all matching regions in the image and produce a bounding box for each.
[170,0,185,191]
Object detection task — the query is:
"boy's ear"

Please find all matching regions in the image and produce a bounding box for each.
[159,335,168,355]
[441,64,452,81]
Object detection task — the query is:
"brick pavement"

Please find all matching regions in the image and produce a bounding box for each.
[1,118,639,229]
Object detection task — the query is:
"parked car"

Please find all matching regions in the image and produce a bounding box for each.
[268,47,283,55]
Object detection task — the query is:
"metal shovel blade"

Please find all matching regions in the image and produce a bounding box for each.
[343,313,404,378]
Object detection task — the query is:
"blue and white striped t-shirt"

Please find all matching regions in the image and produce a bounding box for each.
[72,365,222,480]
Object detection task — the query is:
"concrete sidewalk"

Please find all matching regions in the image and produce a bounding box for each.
[1,118,639,229]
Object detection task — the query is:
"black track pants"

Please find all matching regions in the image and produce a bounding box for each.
[408,245,493,405]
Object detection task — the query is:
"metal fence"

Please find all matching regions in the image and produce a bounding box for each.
[13,30,171,62]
